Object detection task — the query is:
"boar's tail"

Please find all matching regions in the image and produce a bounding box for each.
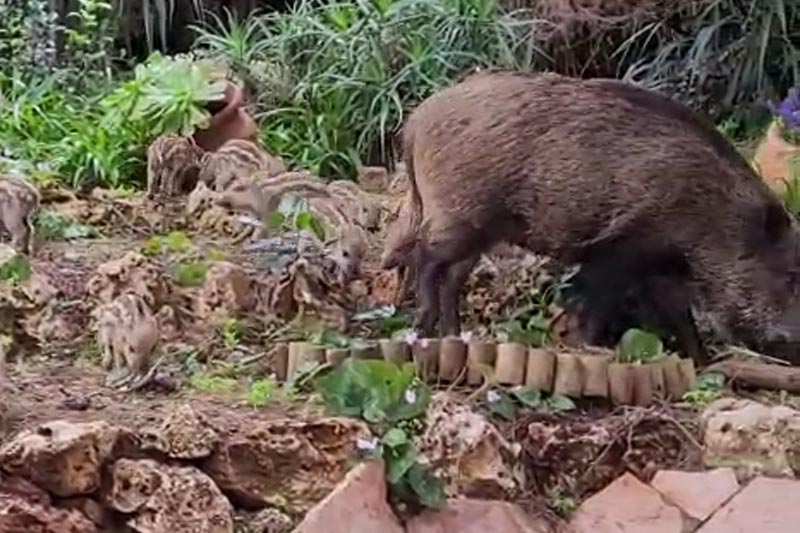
[402,121,423,231]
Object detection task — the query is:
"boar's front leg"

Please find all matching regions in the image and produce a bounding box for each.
[414,225,486,336]
[439,255,480,336]
[640,275,709,365]
[414,244,444,336]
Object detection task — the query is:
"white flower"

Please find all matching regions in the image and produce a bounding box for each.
[403,330,419,345]
[460,330,473,344]
[356,437,379,451]
[404,388,417,404]
[486,390,501,404]
[420,338,429,348]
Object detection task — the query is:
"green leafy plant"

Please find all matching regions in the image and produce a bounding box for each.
[615,328,665,363]
[34,210,95,241]
[143,231,194,256]
[101,52,227,139]
[164,230,192,253]
[482,386,577,421]
[63,0,115,83]
[194,0,537,180]
[191,7,274,86]
[683,372,725,406]
[0,253,31,284]
[308,328,352,349]
[220,317,242,348]
[0,1,58,76]
[314,359,445,509]
[354,306,412,338]
[781,156,800,215]
[266,194,328,242]
[617,0,799,116]
[173,260,207,287]
[492,315,551,347]
[546,487,578,517]
[188,372,237,394]
[493,276,570,347]
[246,377,276,407]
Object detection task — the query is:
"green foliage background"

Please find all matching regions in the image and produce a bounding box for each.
[0,0,797,186]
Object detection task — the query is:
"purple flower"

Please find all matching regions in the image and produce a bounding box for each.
[772,88,800,132]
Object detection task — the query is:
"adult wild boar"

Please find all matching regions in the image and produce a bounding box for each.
[401,70,800,364]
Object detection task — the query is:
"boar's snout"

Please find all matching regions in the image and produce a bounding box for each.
[764,306,800,346]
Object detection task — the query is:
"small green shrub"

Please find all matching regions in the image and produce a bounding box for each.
[615,328,665,363]
[34,210,95,241]
[0,51,226,189]
[482,386,576,421]
[188,373,238,394]
[246,377,276,407]
[173,261,208,287]
[220,317,242,348]
[194,0,538,180]
[0,254,31,284]
[683,372,724,406]
[314,358,445,509]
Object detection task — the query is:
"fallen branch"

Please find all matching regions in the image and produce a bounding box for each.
[706,359,800,393]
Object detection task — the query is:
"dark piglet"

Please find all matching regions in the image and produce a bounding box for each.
[400,70,800,364]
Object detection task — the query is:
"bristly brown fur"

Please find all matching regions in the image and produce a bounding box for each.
[198,139,287,192]
[146,134,205,200]
[216,172,370,282]
[404,70,800,362]
[0,175,41,255]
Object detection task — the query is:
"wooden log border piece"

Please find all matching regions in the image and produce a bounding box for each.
[275,339,698,405]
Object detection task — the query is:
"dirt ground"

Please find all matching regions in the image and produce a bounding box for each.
[0,184,714,521]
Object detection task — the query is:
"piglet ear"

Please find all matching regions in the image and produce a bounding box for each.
[763,201,791,244]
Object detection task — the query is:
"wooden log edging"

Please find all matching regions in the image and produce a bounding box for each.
[273,337,697,406]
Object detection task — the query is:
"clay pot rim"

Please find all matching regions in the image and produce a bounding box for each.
[203,81,244,117]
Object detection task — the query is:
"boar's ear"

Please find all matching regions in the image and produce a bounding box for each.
[761,201,791,244]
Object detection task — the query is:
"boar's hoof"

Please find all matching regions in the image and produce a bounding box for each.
[414,308,439,338]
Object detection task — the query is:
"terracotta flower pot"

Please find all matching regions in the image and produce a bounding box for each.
[752,120,800,194]
[192,82,260,152]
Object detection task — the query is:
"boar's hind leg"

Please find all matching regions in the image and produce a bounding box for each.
[440,255,480,336]
[566,260,632,346]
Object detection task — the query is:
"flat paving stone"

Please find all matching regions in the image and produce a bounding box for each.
[651,468,740,522]
[697,476,800,533]
[571,472,686,533]
[406,499,549,533]
[292,460,403,533]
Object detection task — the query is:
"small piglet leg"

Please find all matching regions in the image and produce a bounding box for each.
[4,211,33,255]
